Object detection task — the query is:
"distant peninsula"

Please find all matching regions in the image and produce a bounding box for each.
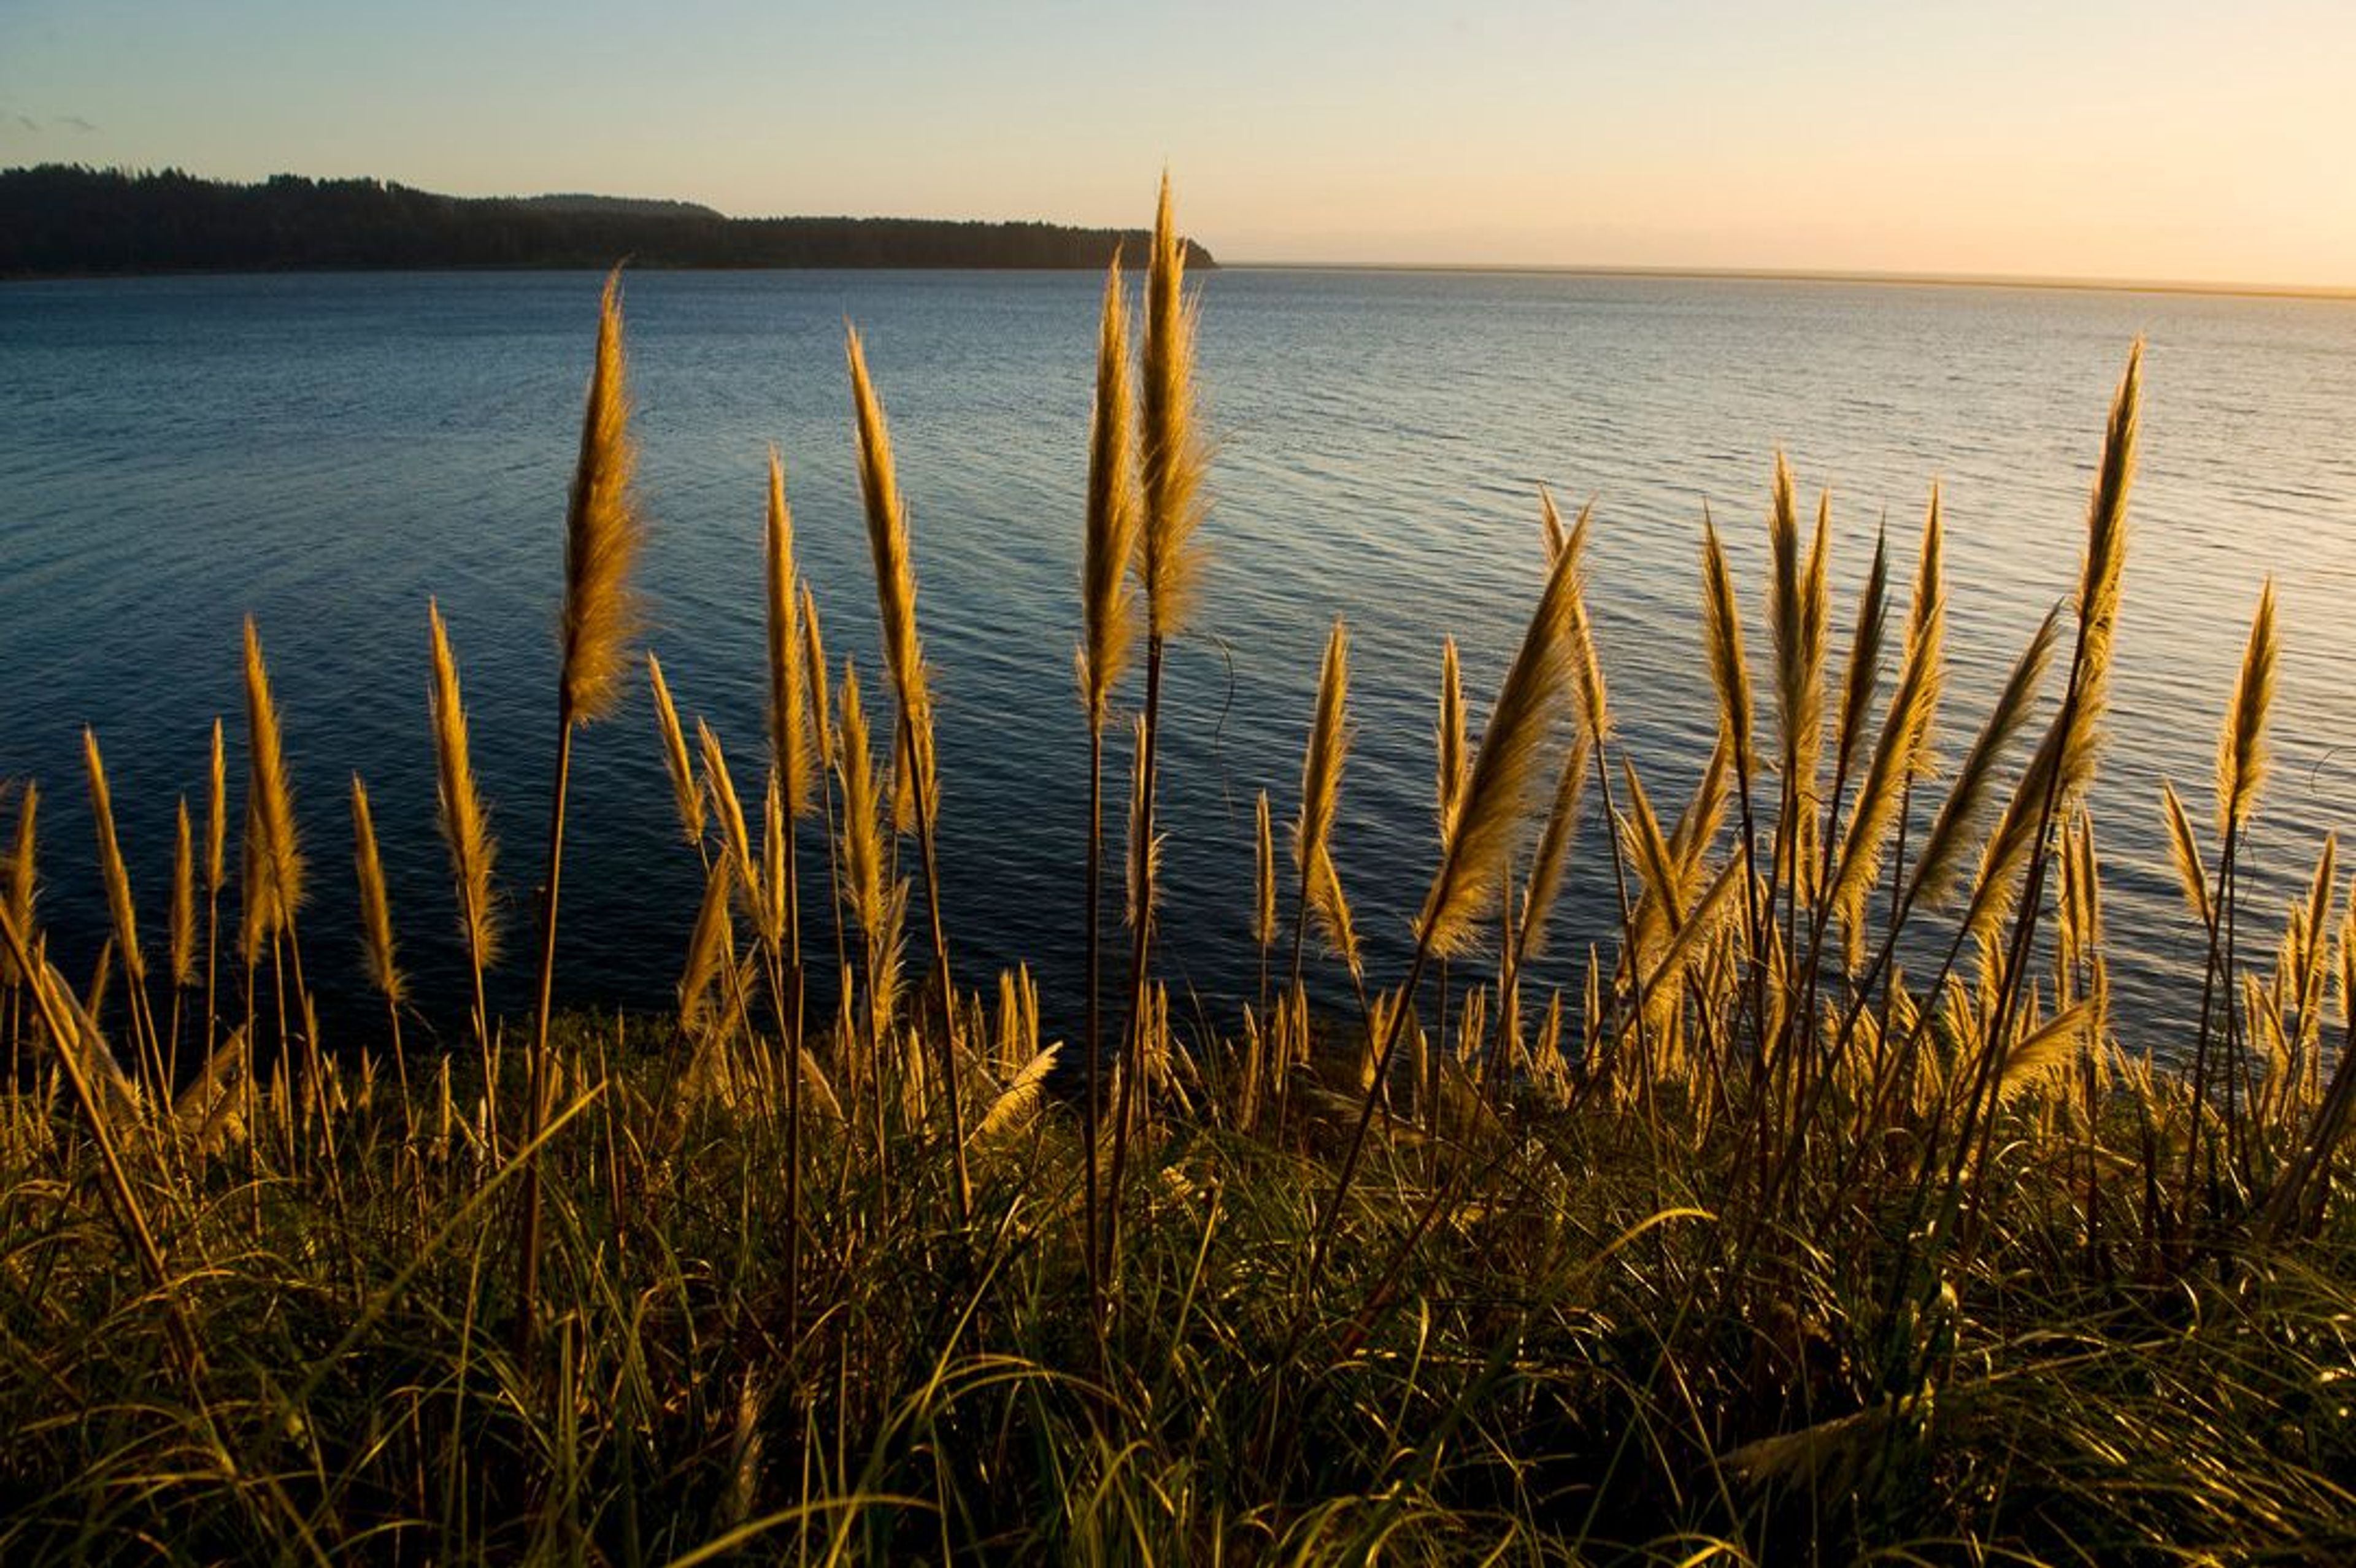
[0,166,1217,277]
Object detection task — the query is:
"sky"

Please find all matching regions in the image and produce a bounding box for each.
[4,0,2352,287]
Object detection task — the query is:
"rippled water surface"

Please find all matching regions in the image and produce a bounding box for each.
[4,269,2354,1057]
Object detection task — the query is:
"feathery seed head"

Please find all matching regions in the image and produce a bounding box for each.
[349,775,404,1005]
[429,601,501,969]
[845,324,939,828]
[1418,518,1585,956]
[764,448,816,818]
[1295,617,1351,879]
[799,582,833,774]
[170,798,194,988]
[1080,251,1142,727]
[560,267,646,725]
[1138,173,1207,641]
[2218,577,2277,834]
[241,616,304,936]
[645,651,705,846]
[1699,509,1754,790]
[1254,789,1277,950]
[82,728,143,983]
[1436,637,1469,847]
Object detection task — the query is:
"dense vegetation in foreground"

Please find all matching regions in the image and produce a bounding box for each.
[0,164,1218,277]
[2,182,2352,1563]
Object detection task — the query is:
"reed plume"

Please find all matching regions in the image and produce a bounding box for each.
[1108,175,1212,1272]
[241,617,303,947]
[83,728,160,1086]
[1293,617,1353,977]
[1828,525,1892,837]
[765,448,815,820]
[2217,578,2277,835]
[1075,251,1139,1323]
[679,853,736,1036]
[801,583,833,776]
[1828,510,1944,951]
[2161,779,2212,928]
[697,721,757,917]
[1436,637,1469,845]
[1254,791,1277,953]
[1419,535,1583,956]
[1700,512,1755,791]
[1138,173,1207,644]
[522,265,648,1358]
[349,775,404,1008]
[558,269,645,726]
[428,601,501,1059]
[170,800,194,990]
[845,320,969,1214]
[1518,731,1593,962]
[204,719,223,1055]
[646,652,705,847]
[1079,252,1141,729]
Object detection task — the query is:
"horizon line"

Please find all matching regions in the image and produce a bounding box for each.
[1216,258,2356,304]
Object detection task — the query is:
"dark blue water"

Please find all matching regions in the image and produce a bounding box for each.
[4,269,2355,1059]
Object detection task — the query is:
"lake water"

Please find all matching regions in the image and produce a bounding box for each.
[4,268,2355,1062]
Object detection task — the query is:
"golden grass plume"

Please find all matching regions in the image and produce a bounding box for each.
[1138,173,1207,642]
[349,775,404,1006]
[428,601,501,969]
[764,448,815,819]
[1079,251,1141,729]
[559,267,645,726]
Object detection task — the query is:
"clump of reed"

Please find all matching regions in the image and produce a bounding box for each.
[1,185,2352,1567]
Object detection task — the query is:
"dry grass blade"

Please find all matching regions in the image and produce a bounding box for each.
[1138,172,1207,640]
[1079,252,1141,727]
[429,601,501,969]
[2217,577,2277,835]
[349,775,404,1006]
[1419,514,1584,956]
[559,266,645,726]
[764,448,815,818]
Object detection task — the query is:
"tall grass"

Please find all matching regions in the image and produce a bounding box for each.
[2,186,2352,1565]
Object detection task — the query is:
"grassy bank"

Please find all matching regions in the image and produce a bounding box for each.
[1,182,2352,1562]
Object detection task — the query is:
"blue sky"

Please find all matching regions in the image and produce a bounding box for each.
[4,1,2351,284]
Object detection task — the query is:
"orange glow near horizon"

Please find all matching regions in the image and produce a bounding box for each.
[2,0,2351,290]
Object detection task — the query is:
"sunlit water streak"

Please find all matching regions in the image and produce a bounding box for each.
[4,269,2354,1066]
